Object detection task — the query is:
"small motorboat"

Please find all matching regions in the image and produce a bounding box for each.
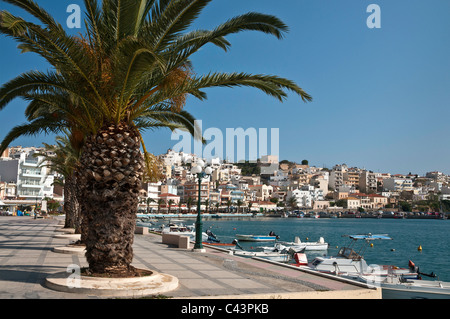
[304,234,419,279]
[235,231,280,242]
[202,241,236,250]
[278,236,329,252]
[232,250,292,263]
[357,271,450,299]
[161,223,219,243]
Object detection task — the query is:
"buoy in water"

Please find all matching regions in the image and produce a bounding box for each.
[391,249,396,252]
[418,245,422,252]
[370,243,374,247]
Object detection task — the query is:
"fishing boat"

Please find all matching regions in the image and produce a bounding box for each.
[284,236,328,252]
[304,234,418,279]
[232,250,292,263]
[202,242,236,249]
[259,236,328,253]
[161,223,220,243]
[136,219,156,228]
[357,272,450,299]
[235,231,280,242]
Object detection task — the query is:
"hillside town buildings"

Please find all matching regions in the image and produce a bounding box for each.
[2,147,450,214]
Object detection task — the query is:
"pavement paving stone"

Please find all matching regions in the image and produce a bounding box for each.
[0,216,380,300]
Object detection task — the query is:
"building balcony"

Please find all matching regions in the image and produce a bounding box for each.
[21,160,40,167]
[20,184,42,189]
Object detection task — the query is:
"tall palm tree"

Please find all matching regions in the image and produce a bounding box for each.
[203,198,210,214]
[0,0,311,276]
[186,196,194,214]
[35,135,81,231]
[286,196,298,211]
[236,199,243,213]
[167,199,175,214]
[226,199,232,213]
[157,198,165,214]
[145,197,155,214]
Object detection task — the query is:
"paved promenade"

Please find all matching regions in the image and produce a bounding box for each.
[0,216,380,299]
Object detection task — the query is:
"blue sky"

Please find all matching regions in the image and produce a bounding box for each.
[1,0,449,175]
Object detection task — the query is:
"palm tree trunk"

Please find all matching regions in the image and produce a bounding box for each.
[77,122,144,275]
[63,176,75,229]
[66,175,81,234]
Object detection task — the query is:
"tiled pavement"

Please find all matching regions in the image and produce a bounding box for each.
[0,216,380,299]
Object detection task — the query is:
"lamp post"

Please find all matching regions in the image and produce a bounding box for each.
[191,160,212,252]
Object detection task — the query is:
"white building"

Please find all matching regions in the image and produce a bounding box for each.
[287,185,324,208]
[0,147,54,200]
[383,177,414,192]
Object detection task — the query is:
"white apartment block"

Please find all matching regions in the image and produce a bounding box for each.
[0,147,54,200]
[287,185,324,208]
[383,177,414,192]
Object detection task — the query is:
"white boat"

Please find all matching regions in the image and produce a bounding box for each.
[305,234,418,279]
[259,237,328,253]
[232,250,292,263]
[358,274,450,299]
[235,233,279,242]
[283,236,328,252]
[161,223,219,243]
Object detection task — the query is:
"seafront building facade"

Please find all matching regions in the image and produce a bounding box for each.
[0,147,55,201]
[2,147,450,215]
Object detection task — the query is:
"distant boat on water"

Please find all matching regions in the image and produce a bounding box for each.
[235,233,279,242]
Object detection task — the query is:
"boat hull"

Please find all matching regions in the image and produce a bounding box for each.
[235,235,278,242]
[233,251,292,263]
[381,285,450,299]
[203,242,236,249]
[359,277,450,299]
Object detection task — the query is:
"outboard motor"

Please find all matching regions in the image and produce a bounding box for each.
[232,239,244,250]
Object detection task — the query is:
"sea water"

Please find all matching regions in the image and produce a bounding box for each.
[200,217,450,282]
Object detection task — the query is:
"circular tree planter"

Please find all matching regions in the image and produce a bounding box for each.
[52,244,86,255]
[55,228,76,233]
[45,269,179,298]
[53,234,82,240]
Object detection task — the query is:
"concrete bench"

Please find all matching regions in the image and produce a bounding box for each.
[135,226,149,235]
[162,233,191,249]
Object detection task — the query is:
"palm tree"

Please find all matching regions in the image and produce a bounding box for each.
[186,197,194,214]
[35,135,81,231]
[146,197,155,214]
[167,199,175,214]
[226,199,232,213]
[157,198,165,214]
[0,0,311,276]
[236,199,243,213]
[286,196,298,211]
[203,199,210,214]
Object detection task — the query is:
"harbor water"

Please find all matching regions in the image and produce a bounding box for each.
[197,217,450,282]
